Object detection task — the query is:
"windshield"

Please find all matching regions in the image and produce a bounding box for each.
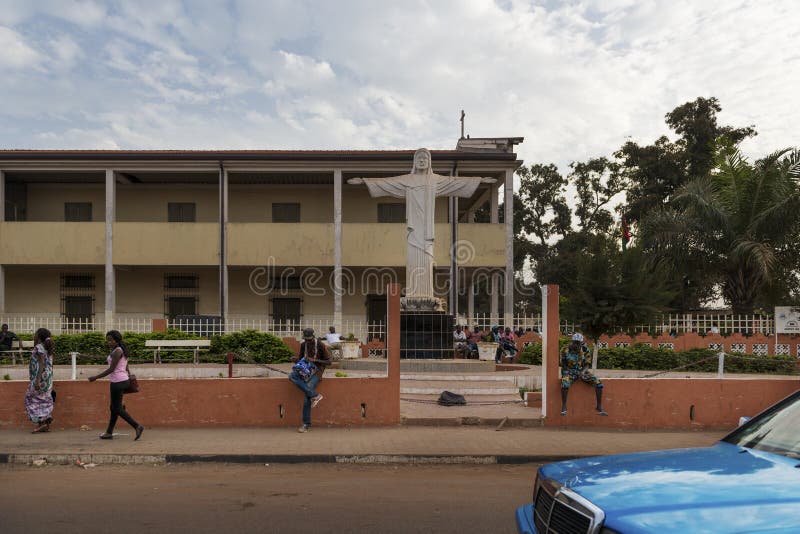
[723,390,800,458]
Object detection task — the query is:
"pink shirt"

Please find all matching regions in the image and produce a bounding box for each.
[107,349,129,383]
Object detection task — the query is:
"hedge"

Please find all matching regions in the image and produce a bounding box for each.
[520,342,797,375]
[0,329,293,365]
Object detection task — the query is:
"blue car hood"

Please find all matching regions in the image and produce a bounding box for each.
[540,442,800,534]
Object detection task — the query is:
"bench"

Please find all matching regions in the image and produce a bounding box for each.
[145,339,211,364]
[0,340,34,365]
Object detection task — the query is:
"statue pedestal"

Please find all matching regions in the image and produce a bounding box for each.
[400,311,455,359]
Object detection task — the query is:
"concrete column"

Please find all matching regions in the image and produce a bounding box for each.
[467,274,474,328]
[490,182,499,224]
[490,273,499,324]
[0,170,5,222]
[541,284,560,419]
[333,169,343,328]
[105,170,116,330]
[489,181,500,322]
[219,165,229,322]
[448,195,459,316]
[504,168,514,327]
[0,265,5,313]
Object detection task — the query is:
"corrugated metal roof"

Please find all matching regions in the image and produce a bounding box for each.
[0,149,517,161]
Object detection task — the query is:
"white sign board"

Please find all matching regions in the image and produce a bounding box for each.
[775,306,800,334]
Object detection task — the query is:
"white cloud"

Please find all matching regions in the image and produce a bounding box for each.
[0,26,41,68]
[0,0,797,172]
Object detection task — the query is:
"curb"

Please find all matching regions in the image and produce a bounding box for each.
[401,417,544,427]
[1,452,585,466]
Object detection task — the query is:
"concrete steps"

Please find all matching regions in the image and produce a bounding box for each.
[400,379,520,396]
[340,359,495,372]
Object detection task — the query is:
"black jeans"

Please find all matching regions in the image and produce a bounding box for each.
[107,380,139,434]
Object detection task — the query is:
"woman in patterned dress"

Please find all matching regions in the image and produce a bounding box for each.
[25,328,55,433]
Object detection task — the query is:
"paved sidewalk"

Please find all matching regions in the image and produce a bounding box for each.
[0,425,726,466]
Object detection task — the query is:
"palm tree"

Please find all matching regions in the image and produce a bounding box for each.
[641,144,800,314]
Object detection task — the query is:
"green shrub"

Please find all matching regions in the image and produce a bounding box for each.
[14,329,294,365]
[596,345,796,375]
[520,342,796,375]
[520,343,542,365]
[519,338,571,366]
[210,330,293,364]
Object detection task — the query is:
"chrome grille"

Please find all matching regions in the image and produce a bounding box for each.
[533,481,602,534]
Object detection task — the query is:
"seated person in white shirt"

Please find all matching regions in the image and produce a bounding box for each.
[324,326,342,351]
[453,325,467,358]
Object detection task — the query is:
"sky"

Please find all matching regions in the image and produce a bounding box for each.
[0,0,798,172]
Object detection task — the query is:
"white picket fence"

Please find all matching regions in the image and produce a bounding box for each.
[462,313,776,335]
[167,317,386,341]
[0,312,777,338]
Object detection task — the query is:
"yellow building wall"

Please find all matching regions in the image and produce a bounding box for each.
[114,268,219,316]
[342,188,449,223]
[116,186,219,222]
[113,223,219,265]
[115,268,164,315]
[0,222,105,265]
[229,187,333,223]
[21,184,455,224]
[3,267,105,313]
[227,223,333,266]
[228,268,267,315]
[26,185,105,222]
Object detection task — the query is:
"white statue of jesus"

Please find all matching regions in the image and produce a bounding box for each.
[349,148,495,301]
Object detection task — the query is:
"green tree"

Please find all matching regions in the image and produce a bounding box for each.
[570,157,625,235]
[563,235,674,368]
[618,97,757,310]
[641,145,800,314]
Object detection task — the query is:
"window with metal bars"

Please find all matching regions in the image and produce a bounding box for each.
[272,203,301,223]
[377,203,405,223]
[60,273,95,331]
[167,202,196,222]
[271,298,302,325]
[164,273,199,318]
[64,202,92,222]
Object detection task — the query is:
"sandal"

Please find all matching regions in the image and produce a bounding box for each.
[135,426,144,441]
[99,433,114,440]
[31,423,50,433]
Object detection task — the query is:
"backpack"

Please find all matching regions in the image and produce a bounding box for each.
[437,390,466,406]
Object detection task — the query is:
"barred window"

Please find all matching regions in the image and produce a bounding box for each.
[166,274,199,289]
[164,273,199,318]
[60,273,95,331]
[272,203,300,223]
[64,202,92,222]
[272,298,302,325]
[168,203,196,222]
[377,203,405,223]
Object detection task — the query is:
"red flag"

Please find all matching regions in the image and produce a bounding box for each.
[622,217,630,249]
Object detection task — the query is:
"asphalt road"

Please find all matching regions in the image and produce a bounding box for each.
[0,463,539,533]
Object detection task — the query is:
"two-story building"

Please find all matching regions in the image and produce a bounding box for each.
[0,137,521,338]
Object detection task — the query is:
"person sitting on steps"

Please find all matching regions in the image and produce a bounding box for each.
[453,325,467,358]
[560,333,607,416]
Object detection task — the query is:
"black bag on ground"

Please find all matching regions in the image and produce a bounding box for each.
[437,391,466,406]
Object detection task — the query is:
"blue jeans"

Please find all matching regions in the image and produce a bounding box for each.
[289,371,320,426]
